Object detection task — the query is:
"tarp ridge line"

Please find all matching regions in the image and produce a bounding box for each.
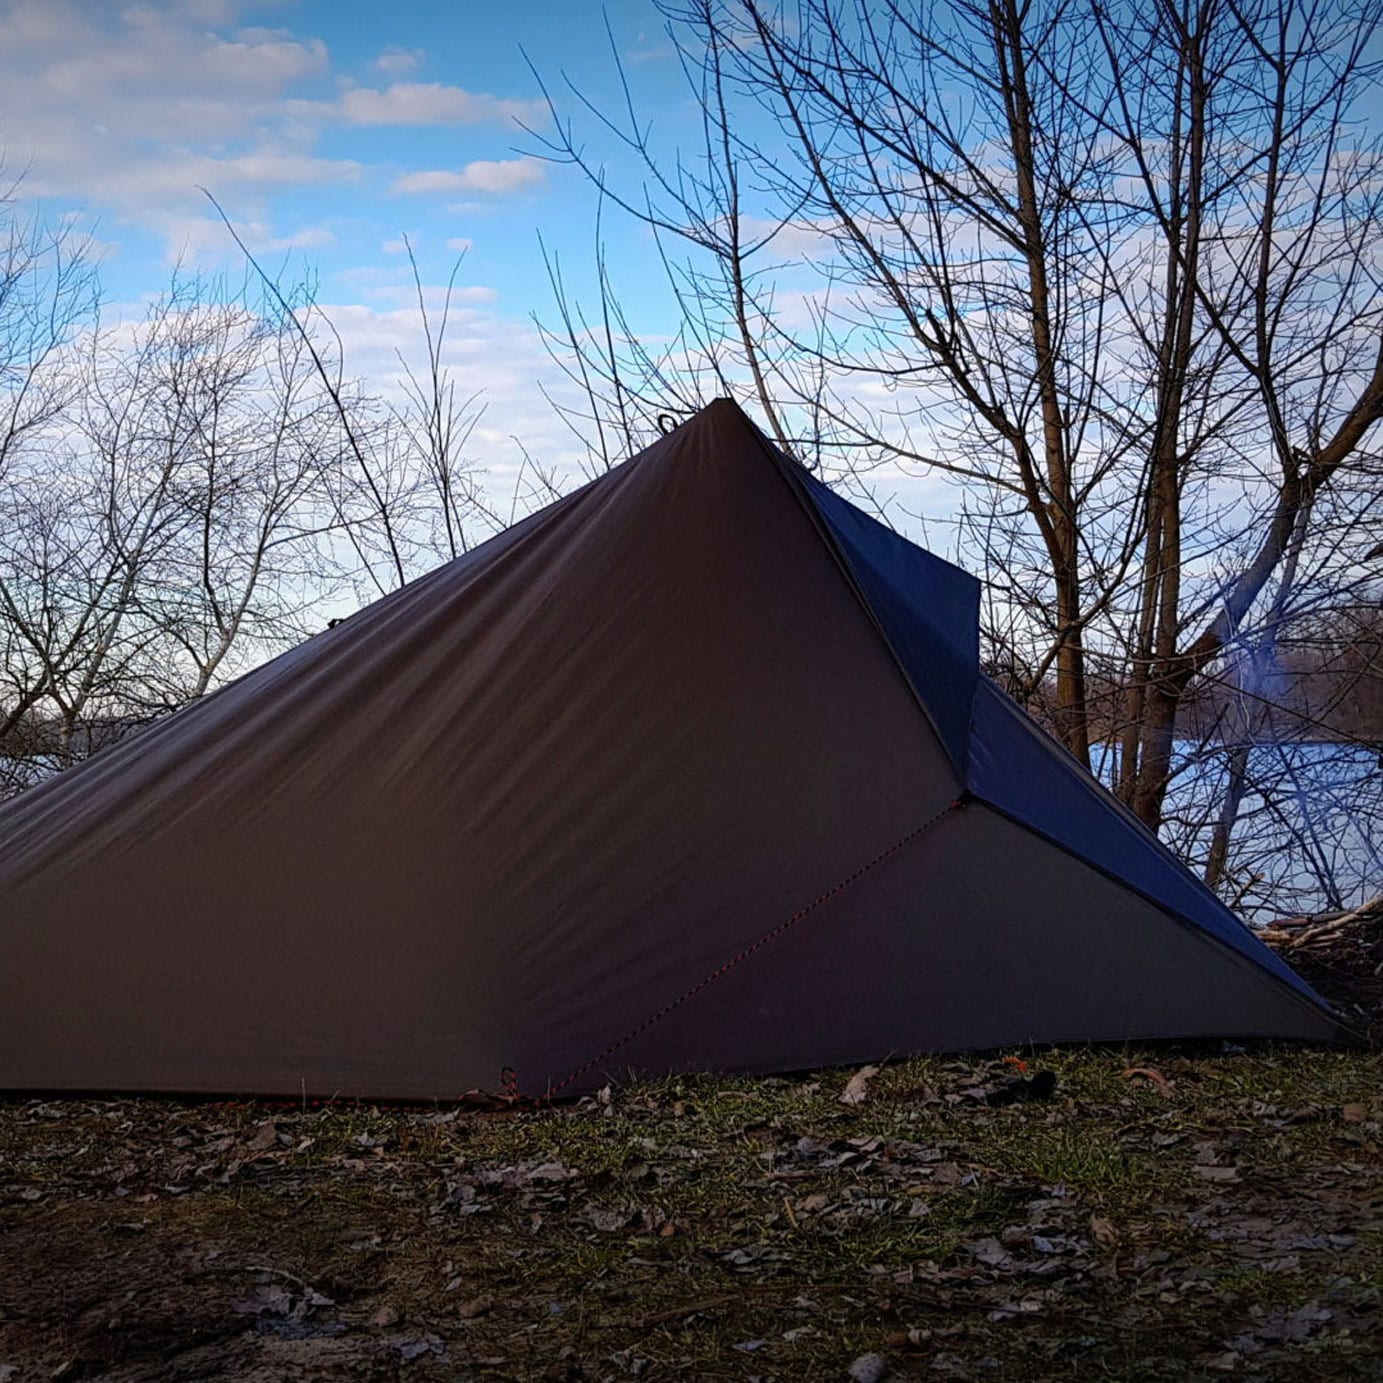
[536,795,968,1100]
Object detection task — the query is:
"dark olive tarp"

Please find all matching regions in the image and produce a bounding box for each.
[0,400,1342,1099]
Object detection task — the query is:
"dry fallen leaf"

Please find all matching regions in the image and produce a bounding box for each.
[885,1328,933,1349]
[970,1237,1012,1266]
[1250,1301,1332,1343]
[1121,1066,1174,1095]
[231,1283,294,1316]
[242,1120,282,1154]
[397,1333,445,1362]
[1090,1214,1119,1249]
[848,1353,889,1382]
[1193,1164,1242,1182]
[840,1065,880,1106]
[1199,1350,1242,1372]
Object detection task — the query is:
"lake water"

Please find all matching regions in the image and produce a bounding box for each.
[1095,740,1382,920]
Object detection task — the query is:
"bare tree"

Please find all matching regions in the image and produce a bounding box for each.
[534,0,1383,910]
[0,250,494,797]
[0,176,98,747]
[390,238,499,557]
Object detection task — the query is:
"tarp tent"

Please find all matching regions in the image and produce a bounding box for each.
[0,399,1341,1100]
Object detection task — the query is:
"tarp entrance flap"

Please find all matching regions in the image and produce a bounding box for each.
[966,676,1325,1004]
[786,466,981,775]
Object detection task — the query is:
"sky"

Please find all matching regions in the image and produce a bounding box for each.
[0,0,714,488]
[15,0,1373,539]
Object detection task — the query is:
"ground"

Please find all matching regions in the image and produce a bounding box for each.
[2,1039,1380,1382]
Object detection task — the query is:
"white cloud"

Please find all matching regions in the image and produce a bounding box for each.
[333,82,543,128]
[370,282,499,307]
[212,153,361,188]
[379,233,480,265]
[319,296,597,501]
[374,47,425,77]
[37,25,327,119]
[0,2,543,259]
[392,159,546,196]
[626,31,673,65]
[233,26,301,45]
[175,0,243,23]
[451,284,496,302]
[331,264,498,308]
[22,148,362,231]
[162,214,336,264]
[0,0,337,233]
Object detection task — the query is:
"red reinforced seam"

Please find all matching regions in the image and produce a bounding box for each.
[537,794,967,1100]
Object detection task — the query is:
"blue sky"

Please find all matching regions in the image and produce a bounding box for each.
[4,0,677,296]
[0,0,718,474]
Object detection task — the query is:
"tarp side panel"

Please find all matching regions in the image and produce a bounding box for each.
[967,676,1325,1004]
[0,402,959,1099]
[780,463,980,773]
[561,804,1339,1090]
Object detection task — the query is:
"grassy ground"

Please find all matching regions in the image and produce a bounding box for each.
[1,1047,1380,1380]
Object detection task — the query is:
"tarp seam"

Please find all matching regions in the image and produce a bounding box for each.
[536,795,968,1098]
